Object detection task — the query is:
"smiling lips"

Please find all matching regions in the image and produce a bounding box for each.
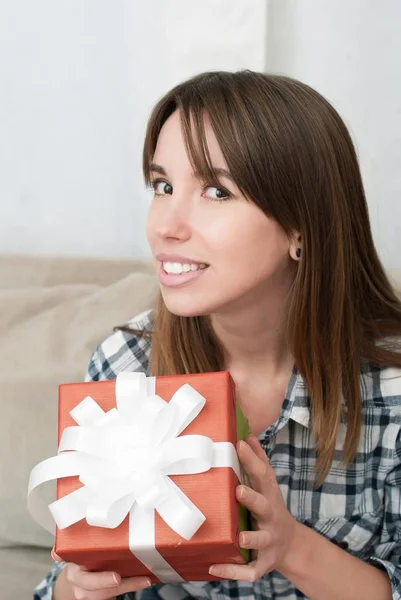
[155,254,210,287]
[162,261,208,274]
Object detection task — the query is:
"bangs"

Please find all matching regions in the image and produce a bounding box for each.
[142,77,250,197]
[178,102,226,185]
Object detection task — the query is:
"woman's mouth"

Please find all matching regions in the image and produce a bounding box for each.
[158,261,210,287]
[162,261,208,274]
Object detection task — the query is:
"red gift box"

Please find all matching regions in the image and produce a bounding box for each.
[30,371,250,582]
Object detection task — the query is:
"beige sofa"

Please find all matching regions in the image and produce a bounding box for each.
[0,254,158,599]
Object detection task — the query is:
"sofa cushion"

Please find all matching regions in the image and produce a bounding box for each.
[0,253,154,290]
[0,547,53,600]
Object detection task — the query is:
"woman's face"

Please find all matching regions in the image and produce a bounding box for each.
[146,111,298,318]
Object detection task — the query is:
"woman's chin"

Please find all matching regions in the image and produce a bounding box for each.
[161,295,211,318]
[164,304,206,318]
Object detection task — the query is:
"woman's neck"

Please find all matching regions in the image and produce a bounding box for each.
[210,290,294,379]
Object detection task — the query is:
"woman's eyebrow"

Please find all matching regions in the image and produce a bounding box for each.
[150,163,167,175]
[213,167,235,183]
[149,163,234,183]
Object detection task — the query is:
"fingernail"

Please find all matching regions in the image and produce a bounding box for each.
[51,549,59,562]
[112,573,120,585]
[239,485,248,500]
[240,532,250,546]
[209,566,220,576]
[138,578,152,588]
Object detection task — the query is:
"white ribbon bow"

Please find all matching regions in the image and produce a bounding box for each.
[28,373,240,582]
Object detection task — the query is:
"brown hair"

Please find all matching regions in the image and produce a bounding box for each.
[126,70,401,482]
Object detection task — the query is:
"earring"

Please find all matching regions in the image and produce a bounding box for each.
[296,248,301,258]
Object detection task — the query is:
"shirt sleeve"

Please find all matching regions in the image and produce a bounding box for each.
[370,425,401,599]
[85,342,110,381]
[33,561,66,600]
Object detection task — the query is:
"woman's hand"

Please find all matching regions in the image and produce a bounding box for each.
[209,434,301,583]
[51,549,151,600]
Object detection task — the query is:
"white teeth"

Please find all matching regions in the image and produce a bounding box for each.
[163,261,208,275]
[170,262,183,274]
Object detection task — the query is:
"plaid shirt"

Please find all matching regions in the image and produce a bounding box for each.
[34,310,401,600]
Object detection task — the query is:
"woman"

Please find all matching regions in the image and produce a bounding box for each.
[34,70,401,600]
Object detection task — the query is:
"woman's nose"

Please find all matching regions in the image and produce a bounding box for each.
[154,198,192,241]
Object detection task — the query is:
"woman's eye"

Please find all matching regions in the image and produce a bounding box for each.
[203,186,230,201]
[153,181,173,195]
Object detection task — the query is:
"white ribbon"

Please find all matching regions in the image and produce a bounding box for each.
[28,373,241,582]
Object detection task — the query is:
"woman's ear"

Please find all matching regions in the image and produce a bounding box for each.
[289,232,302,261]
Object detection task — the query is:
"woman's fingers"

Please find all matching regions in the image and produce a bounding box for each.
[51,546,152,597]
[115,577,153,595]
[209,560,264,583]
[62,562,151,599]
[67,563,122,591]
[237,441,272,496]
[245,434,269,464]
[236,485,271,521]
[239,529,271,550]
[51,547,63,562]
[74,576,152,600]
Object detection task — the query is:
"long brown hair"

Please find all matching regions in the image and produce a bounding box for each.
[131,71,401,482]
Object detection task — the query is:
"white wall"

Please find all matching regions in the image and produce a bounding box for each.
[266,0,401,271]
[0,0,267,259]
[2,0,400,270]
